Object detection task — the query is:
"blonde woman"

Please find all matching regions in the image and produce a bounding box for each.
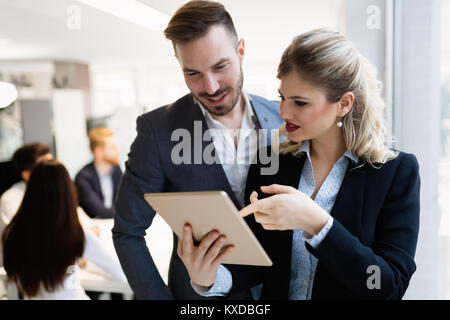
[178,28,420,300]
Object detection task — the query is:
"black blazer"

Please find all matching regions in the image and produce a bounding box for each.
[75,162,122,219]
[228,148,420,300]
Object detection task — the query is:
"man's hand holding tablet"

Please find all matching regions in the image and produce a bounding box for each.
[177,224,234,288]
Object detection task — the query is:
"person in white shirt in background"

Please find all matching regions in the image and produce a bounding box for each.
[1,159,126,300]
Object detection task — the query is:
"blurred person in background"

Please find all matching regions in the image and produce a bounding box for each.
[0,143,52,267]
[1,159,126,300]
[0,144,99,266]
[75,127,122,219]
[0,143,52,224]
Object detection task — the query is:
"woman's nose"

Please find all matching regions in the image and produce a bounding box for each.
[279,100,291,120]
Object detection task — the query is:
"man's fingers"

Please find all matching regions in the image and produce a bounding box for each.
[204,234,227,264]
[182,223,194,256]
[197,229,220,258]
[261,184,295,195]
[177,237,183,257]
[211,245,235,268]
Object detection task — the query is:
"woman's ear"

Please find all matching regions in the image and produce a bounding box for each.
[338,92,355,117]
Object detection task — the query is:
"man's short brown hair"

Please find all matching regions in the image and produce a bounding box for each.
[89,127,114,152]
[164,0,238,48]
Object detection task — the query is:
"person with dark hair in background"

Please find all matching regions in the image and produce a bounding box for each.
[112,0,283,300]
[0,143,52,266]
[75,127,122,219]
[2,159,125,299]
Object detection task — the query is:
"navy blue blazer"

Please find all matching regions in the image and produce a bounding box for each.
[75,162,122,219]
[112,93,283,300]
[227,148,420,299]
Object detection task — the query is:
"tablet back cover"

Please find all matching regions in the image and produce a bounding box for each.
[144,191,272,266]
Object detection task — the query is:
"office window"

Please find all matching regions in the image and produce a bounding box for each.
[438,0,450,300]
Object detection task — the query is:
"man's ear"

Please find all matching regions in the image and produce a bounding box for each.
[237,38,245,62]
[338,92,355,117]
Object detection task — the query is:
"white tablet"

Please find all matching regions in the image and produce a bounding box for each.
[144,191,272,267]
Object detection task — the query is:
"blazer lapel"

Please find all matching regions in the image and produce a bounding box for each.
[261,153,305,299]
[283,153,305,188]
[329,161,367,235]
[112,166,121,197]
[89,163,104,202]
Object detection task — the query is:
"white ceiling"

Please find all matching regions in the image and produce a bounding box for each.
[0,0,342,64]
[0,0,174,62]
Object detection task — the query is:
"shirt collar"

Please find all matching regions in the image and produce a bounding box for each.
[295,140,359,164]
[94,163,112,178]
[195,90,255,126]
[296,140,311,159]
[344,149,359,164]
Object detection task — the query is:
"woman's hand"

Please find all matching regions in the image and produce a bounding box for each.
[239,184,329,236]
[177,224,234,288]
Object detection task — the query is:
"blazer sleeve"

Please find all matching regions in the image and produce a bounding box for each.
[306,153,421,299]
[75,172,115,219]
[112,115,172,300]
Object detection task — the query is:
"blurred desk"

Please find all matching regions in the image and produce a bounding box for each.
[0,214,173,299]
[80,266,133,296]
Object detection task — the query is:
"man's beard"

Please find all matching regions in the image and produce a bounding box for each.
[104,156,119,166]
[197,67,244,117]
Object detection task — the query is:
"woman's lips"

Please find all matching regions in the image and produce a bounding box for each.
[286,122,300,132]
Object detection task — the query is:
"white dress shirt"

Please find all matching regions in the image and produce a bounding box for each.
[0,181,26,267]
[197,91,259,208]
[0,181,26,230]
[94,165,114,209]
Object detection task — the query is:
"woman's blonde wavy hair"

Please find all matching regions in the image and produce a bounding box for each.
[275,28,397,165]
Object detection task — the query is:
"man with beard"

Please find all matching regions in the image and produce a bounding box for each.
[112,0,283,300]
[75,127,122,219]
